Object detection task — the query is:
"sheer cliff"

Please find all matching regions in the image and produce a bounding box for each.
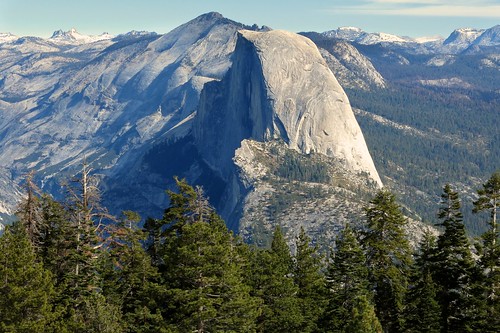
[193,30,383,240]
[194,30,382,186]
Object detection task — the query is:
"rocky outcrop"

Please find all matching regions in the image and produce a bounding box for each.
[195,30,382,186]
[319,41,386,90]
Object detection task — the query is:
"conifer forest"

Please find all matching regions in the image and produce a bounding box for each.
[0,167,498,333]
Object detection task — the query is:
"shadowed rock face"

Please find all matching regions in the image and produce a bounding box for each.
[195,29,382,187]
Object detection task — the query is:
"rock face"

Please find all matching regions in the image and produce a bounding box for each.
[195,30,382,186]
[318,41,386,90]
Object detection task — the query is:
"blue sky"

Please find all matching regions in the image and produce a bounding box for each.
[0,0,498,38]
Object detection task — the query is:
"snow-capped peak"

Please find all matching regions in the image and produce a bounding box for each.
[456,28,484,35]
[444,28,485,46]
[338,26,363,33]
[322,26,365,41]
[357,32,409,44]
[0,32,19,43]
[49,28,114,44]
[472,25,500,47]
[414,35,443,44]
[321,27,413,45]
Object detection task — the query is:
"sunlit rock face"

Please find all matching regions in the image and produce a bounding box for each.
[195,29,382,187]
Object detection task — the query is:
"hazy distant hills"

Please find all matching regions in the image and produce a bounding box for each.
[0,13,498,240]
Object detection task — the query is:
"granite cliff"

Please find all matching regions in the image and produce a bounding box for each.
[193,30,382,239]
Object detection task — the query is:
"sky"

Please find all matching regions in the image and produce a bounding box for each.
[0,0,499,39]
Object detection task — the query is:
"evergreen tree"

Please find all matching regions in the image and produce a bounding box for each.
[345,295,383,333]
[161,179,259,332]
[50,162,118,331]
[39,194,75,284]
[143,216,164,269]
[71,293,124,333]
[433,184,478,332]
[100,211,166,333]
[15,171,44,250]
[362,189,412,333]
[322,223,373,332]
[0,222,55,332]
[250,226,303,332]
[403,231,441,333]
[473,172,500,331]
[63,162,113,307]
[293,227,327,333]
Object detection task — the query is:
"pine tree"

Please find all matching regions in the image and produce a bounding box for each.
[143,216,164,269]
[345,295,383,333]
[64,162,113,307]
[100,211,166,333]
[250,226,303,333]
[71,293,124,333]
[362,189,412,333]
[0,222,55,332]
[322,223,373,332]
[293,227,327,333]
[473,172,500,331]
[39,194,75,284]
[403,231,441,333]
[161,179,259,332]
[15,171,44,250]
[434,184,477,332]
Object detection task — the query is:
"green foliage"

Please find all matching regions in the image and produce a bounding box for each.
[345,295,383,333]
[362,189,412,332]
[433,184,480,332]
[322,224,372,333]
[403,232,441,333]
[100,211,165,332]
[294,227,327,332]
[249,227,303,332]
[3,172,500,332]
[160,179,259,332]
[15,171,44,250]
[0,222,55,332]
[39,194,75,284]
[71,293,124,333]
[473,171,500,331]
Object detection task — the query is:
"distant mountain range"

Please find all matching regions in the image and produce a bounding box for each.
[0,13,498,242]
[2,22,498,52]
[317,25,500,53]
